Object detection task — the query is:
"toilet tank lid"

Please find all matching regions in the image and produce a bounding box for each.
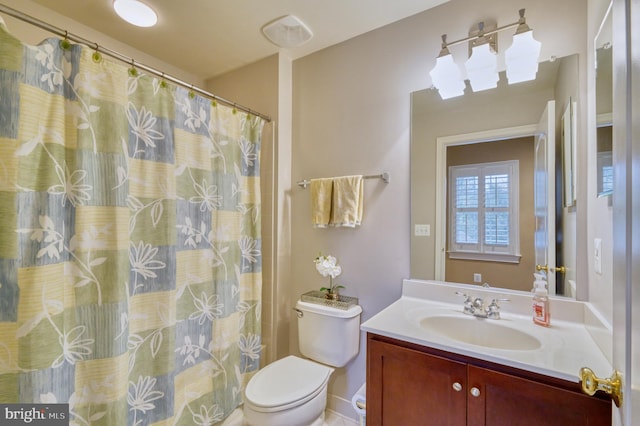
[245,355,333,408]
[296,300,362,318]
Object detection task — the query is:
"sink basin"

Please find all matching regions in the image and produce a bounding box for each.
[420,315,542,351]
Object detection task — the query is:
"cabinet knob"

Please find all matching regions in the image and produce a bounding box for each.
[452,382,463,392]
[470,387,481,397]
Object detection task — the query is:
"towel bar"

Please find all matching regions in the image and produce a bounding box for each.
[297,172,390,189]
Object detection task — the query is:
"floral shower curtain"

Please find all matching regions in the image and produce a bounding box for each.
[0,20,263,425]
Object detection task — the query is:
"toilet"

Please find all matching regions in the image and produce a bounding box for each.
[243,299,362,426]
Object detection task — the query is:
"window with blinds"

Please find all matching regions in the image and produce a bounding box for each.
[448,160,521,263]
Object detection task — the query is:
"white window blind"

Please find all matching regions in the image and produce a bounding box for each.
[448,160,520,263]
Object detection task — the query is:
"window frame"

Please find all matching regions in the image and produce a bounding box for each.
[448,160,521,263]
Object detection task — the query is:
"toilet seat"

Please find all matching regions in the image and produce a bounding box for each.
[245,355,334,412]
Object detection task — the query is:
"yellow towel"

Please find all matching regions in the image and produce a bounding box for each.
[330,175,363,227]
[310,178,333,227]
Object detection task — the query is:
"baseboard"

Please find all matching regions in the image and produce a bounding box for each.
[327,393,358,422]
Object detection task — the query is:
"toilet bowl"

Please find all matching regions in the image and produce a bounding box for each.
[243,355,333,426]
[243,300,362,426]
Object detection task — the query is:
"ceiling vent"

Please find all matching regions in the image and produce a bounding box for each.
[262,15,313,48]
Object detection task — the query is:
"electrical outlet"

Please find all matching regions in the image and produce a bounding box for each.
[415,224,430,236]
[473,273,482,283]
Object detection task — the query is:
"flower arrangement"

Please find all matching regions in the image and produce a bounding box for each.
[314,253,345,299]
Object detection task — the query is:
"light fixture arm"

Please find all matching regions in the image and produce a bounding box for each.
[440,9,529,49]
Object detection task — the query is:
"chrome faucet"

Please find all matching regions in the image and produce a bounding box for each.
[456,291,509,319]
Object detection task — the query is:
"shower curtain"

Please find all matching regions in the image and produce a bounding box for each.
[0,20,263,425]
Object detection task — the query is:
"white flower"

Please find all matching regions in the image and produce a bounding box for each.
[193,404,224,426]
[188,292,223,324]
[126,102,164,148]
[238,334,261,361]
[189,178,222,212]
[314,254,342,279]
[127,376,164,413]
[129,241,166,280]
[52,325,94,367]
[48,166,92,207]
[239,237,260,264]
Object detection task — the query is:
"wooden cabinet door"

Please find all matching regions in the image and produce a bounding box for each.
[367,338,467,426]
[467,365,611,426]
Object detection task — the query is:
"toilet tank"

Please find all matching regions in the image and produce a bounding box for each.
[296,300,363,367]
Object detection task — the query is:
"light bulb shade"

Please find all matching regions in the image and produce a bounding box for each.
[505,31,542,84]
[429,54,465,99]
[464,43,499,92]
[113,0,158,27]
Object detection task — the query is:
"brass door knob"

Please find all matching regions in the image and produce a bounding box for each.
[579,367,623,407]
[535,264,549,272]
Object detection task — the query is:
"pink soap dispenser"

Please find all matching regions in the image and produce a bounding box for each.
[532,273,550,327]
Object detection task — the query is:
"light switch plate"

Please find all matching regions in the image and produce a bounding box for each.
[594,238,602,275]
[415,224,430,237]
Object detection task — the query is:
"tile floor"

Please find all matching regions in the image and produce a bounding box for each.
[325,409,360,426]
[219,408,361,426]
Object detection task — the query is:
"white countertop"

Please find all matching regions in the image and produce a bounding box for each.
[361,279,612,383]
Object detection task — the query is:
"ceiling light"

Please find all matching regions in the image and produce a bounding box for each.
[505,10,542,84]
[113,0,158,28]
[429,37,465,99]
[429,9,541,99]
[262,15,313,48]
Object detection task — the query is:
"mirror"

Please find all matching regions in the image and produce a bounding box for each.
[595,3,613,197]
[411,54,579,297]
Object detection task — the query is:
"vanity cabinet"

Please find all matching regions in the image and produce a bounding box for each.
[366,334,611,426]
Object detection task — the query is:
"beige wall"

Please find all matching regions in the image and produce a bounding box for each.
[445,138,535,292]
[292,0,589,417]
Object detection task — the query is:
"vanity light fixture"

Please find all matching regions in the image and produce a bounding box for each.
[464,22,499,92]
[505,9,542,84]
[429,9,541,100]
[428,35,466,99]
[113,0,158,28]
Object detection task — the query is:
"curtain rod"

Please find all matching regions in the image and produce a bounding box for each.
[0,3,272,122]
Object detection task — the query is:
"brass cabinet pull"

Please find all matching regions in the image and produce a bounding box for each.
[579,367,623,407]
[554,266,567,274]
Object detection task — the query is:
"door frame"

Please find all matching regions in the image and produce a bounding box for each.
[434,124,538,281]
[611,0,639,423]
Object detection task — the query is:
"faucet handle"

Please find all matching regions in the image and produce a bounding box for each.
[486,298,510,319]
[455,291,474,314]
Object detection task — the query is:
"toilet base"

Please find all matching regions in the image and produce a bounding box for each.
[243,381,328,426]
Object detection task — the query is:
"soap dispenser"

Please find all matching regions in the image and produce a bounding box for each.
[532,273,550,327]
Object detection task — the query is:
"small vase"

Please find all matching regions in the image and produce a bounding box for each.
[325,292,339,301]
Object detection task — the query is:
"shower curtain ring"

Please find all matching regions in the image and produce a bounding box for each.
[92,42,102,63]
[128,59,138,77]
[160,72,167,88]
[188,84,195,98]
[59,30,71,50]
